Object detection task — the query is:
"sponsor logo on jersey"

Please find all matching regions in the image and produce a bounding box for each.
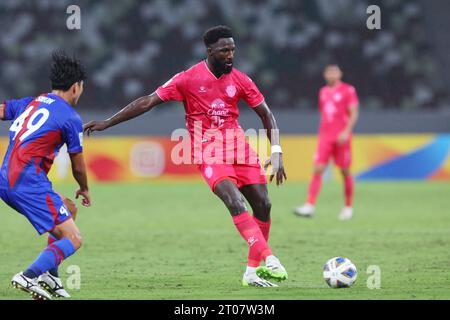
[208,99,229,117]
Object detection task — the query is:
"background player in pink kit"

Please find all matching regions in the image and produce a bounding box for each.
[295,64,359,220]
[0,51,91,299]
[84,25,288,287]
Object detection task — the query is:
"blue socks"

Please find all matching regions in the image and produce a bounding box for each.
[24,238,76,279]
[47,234,59,277]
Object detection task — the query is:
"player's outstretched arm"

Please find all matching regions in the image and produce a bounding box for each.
[252,101,287,186]
[83,92,163,135]
[69,152,91,207]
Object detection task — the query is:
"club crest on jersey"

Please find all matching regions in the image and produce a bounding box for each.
[208,99,229,116]
[226,85,236,98]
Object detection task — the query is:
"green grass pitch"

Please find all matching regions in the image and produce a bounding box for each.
[0,181,449,300]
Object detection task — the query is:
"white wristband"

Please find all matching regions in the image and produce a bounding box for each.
[271,145,282,154]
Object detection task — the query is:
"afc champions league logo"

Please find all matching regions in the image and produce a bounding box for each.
[226,85,236,98]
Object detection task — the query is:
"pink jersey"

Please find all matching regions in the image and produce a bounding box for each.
[318,81,359,139]
[156,60,264,134]
[155,61,264,163]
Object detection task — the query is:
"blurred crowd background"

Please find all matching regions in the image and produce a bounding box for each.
[0,0,449,111]
[0,0,449,181]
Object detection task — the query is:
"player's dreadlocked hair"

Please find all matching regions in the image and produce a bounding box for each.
[50,50,86,91]
[203,25,233,47]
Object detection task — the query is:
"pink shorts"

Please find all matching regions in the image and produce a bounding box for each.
[198,162,267,191]
[314,137,352,169]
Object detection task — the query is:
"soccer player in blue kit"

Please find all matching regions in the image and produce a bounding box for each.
[0,51,91,300]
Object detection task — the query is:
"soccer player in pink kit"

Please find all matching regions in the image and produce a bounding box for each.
[84,26,288,287]
[295,64,359,220]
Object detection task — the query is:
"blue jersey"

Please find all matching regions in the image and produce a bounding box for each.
[0,93,83,190]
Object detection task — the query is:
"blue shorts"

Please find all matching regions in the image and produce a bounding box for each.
[0,187,72,235]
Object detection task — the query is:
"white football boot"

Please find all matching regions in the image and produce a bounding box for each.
[11,272,52,300]
[293,203,315,218]
[38,272,71,298]
[242,270,278,287]
[339,206,353,220]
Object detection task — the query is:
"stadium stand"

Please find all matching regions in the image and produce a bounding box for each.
[0,0,447,110]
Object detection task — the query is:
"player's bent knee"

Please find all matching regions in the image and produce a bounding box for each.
[67,233,82,250]
[230,200,247,215]
[223,197,247,216]
[264,196,272,210]
[59,228,82,250]
[263,200,272,221]
[214,180,247,215]
[256,197,271,214]
[253,199,271,221]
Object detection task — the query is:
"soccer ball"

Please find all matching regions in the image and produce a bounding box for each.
[323,257,357,288]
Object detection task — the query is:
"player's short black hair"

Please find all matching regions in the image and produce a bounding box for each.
[203,25,233,47]
[50,50,86,91]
